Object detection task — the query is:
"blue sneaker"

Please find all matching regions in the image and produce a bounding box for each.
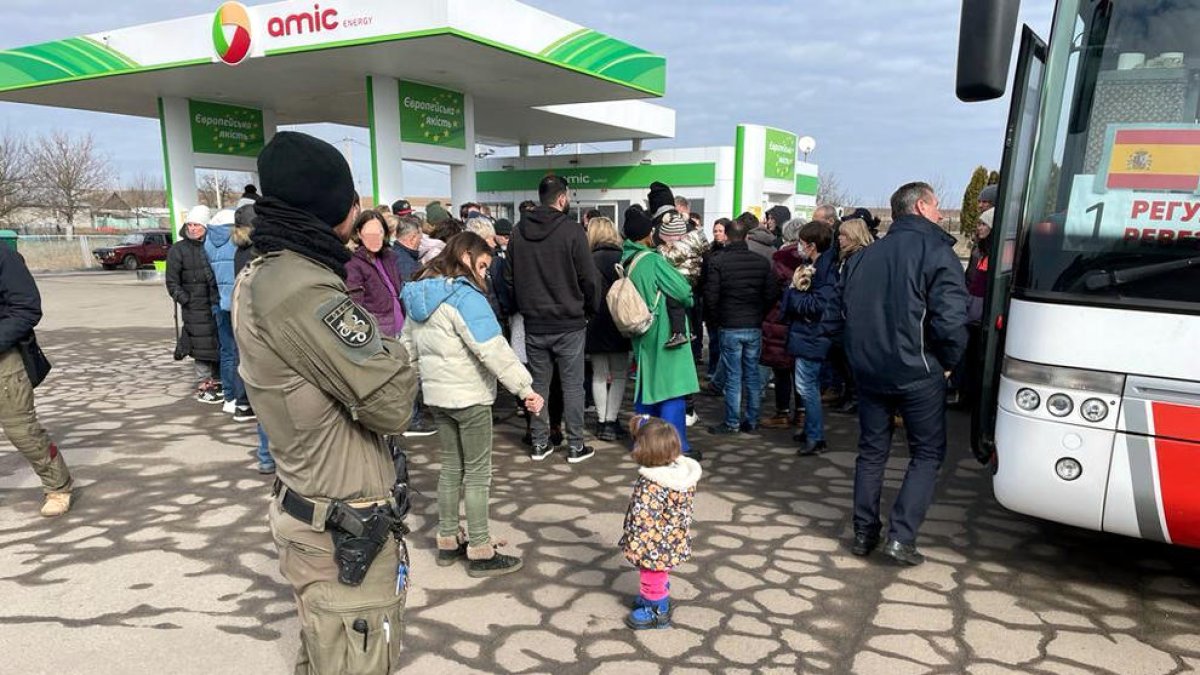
[626,597,671,630]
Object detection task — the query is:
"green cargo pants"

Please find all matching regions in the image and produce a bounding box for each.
[270,497,407,675]
[0,349,70,493]
[430,405,494,547]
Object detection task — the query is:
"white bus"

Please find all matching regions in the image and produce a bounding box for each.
[958,0,1200,549]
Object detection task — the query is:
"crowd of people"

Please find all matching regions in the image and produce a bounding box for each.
[138,130,977,667]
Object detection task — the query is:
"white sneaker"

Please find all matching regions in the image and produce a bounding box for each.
[222,400,236,414]
[685,413,698,427]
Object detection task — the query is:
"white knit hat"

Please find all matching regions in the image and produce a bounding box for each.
[184,205,212,226]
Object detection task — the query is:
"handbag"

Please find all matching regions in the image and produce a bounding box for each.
[17,332,51,388]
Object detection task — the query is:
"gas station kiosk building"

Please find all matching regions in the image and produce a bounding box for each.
[0,0,818,230]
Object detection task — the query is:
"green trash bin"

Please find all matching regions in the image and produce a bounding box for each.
[0,230,17,252]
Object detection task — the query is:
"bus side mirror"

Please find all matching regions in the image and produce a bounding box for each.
[957,0,1022,102]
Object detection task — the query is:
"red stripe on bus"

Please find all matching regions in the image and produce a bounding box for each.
[1152,402,1200,443]
[1106,173,1200,191]
[1151,403,1200,549]
[1153,439,1200,548]
[1114,129,1200,145]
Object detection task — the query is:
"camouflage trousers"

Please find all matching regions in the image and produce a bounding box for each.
[270,498,406,675]
[0,349,70,493]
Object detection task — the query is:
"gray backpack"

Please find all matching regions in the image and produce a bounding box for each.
[606,252,661,337]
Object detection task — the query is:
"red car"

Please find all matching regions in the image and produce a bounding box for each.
[93,230,172,270]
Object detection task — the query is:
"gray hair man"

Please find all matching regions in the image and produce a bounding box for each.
[825,180,967,566]
[393,215,424,282]
[813,204,839,227]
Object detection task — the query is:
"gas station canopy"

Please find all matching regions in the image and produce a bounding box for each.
[0,0,675,223]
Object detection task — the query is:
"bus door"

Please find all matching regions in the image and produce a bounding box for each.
[972,26,1047,465]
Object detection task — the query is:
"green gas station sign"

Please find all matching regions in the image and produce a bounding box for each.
[399,81,466,149]
[189,99,265,157]
[764,128,797,182]
[477,162,717,193]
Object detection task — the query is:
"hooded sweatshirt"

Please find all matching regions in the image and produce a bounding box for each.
[506,205,600,335]
[746,227,778,263]
[400,276,534,409]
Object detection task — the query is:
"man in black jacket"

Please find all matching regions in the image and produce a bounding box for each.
[0,245,72,516]
[825,181,968,566]
[507,175,600,464]
[703,216,778,435]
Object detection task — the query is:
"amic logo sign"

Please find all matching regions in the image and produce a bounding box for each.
[212,1,253,66]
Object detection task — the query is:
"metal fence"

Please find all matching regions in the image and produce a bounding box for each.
[18,235,131,271]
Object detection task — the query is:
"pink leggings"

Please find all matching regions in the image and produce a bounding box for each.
[639,569,670,601]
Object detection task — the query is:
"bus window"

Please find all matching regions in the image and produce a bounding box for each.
[1016,0,1200,311]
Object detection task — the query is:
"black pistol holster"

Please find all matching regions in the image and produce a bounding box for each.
[277,440,413,587]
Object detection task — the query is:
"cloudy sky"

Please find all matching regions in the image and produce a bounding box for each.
[0,0,1053,206]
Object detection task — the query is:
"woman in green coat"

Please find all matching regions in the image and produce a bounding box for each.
[621,206,701,457]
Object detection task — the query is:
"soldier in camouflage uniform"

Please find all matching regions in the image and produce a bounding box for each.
[0,245,71,517]
[233,132,418,674]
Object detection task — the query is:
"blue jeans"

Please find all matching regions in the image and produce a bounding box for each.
[634,394,690,454]
[213,309,245,405]
[255,424,274,468]
[794,357,825,443]
[853,377,948,545]
[718,328,763,429]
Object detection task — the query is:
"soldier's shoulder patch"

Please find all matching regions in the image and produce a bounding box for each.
[322,298,376,348]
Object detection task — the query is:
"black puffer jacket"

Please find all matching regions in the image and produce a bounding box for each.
[703,240,778,329]
[165,227,219,362]
[586,243,631,354]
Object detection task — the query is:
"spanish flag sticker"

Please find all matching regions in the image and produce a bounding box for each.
[1106,128,1200,192]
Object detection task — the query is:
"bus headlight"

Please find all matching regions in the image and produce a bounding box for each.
[1080,398,1109,423]
[1016,388,1041,411]
[1055,457,1083,481]
[1047,394,1074,417]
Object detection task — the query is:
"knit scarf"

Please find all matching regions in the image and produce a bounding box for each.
[251,196,352,278]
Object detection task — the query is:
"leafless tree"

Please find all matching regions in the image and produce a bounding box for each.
[31,131,111,237]
[0,131,31,225]
[815,170,858,209]
[198,172,239,210]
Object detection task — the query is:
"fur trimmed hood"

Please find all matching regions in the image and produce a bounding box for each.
[232,225,253,248]
[638,456,702,492]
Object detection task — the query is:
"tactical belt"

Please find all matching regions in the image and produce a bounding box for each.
[270,441,413,587]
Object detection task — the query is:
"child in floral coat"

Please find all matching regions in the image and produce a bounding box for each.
[619,415,702,629]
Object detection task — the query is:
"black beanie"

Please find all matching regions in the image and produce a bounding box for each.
[623,205,654,242]
[647,181,676,222]
[258,131,356,228]
[494,218,513,236]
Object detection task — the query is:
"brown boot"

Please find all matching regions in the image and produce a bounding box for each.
[436,531,468,567]
[760,412,791,429]
[467,542,523,578]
